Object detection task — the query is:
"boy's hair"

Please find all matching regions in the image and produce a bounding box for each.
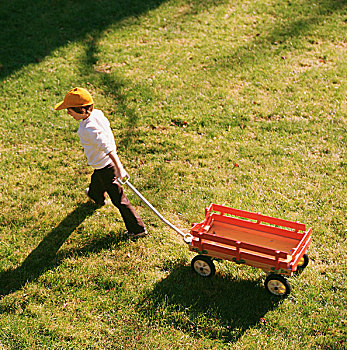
[70,104,93,114]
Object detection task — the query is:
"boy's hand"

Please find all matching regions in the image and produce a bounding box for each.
[118,168,129,180]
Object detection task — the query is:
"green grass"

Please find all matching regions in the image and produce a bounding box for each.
[0,0,346,348]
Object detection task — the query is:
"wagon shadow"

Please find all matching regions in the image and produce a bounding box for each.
[138,264,281,343]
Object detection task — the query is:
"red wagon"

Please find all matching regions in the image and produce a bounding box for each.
[119,176,312,296]
[189,204,312,296]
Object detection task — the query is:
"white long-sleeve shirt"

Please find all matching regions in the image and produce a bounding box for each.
[78,109,117,169]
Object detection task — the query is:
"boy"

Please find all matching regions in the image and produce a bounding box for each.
[54,87,147,238]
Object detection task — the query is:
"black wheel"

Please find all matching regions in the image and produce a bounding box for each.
[191,255,216,278]
[297,254,309,270]
[265,274,291,296]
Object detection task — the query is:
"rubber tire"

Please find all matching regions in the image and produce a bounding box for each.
[297,254,309,269]
[191,255,216,278]
[265,274,291,296]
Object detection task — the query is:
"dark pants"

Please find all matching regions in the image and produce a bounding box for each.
[88,163,146,234]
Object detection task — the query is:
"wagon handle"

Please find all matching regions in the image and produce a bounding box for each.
[117,175,193,244]
[117,173,131,186]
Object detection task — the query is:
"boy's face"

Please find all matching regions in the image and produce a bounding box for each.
[67,108,88,121]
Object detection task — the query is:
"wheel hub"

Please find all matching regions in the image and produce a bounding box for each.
[268,280,286,295]
[194,261,211,276]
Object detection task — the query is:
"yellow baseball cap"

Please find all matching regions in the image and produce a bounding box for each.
[54,87,94,110]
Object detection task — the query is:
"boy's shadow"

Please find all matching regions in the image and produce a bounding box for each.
[138,263,281,343]
[0,202,122,297]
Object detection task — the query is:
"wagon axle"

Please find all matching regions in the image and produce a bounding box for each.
[191,253,309,296]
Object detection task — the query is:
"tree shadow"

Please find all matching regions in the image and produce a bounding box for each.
[69,0,345,141]
[0,202,98,297]
[0,0,169,80]
[75,0,232,145]
[215,0,345,70]
[138,263,282,343]
[79,33,145,140]
[0,0,229,81]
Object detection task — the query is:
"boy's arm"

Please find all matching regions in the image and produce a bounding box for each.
[107,150,128,180]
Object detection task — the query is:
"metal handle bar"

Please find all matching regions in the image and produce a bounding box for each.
[117,175,193,244]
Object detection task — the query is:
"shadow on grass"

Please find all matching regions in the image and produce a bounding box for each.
[215,0,345,71]
[0,0,168,80]
[56,227,129,260]
[80,33,145,141]
[0,0,229,80]
[71,0,345,140]
[0,202,97,297]
[75,1,232,145]
[138,264,281,343]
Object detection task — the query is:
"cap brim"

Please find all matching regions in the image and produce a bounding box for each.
[54,100,68,110]
[54,101,94,110]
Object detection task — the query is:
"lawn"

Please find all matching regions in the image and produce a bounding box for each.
[0,0,346,349]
